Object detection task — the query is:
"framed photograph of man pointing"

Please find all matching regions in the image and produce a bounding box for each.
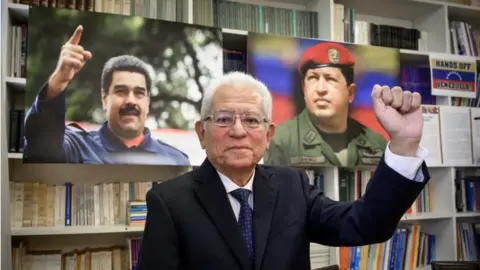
[23,7,223,166]
[247,32,401,167]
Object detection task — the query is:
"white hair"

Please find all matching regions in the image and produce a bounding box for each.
[200,71,273,122]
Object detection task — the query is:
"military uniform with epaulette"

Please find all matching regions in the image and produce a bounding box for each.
[264,41,387,167]
[264,109,387,167]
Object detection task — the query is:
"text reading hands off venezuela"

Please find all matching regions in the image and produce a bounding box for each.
[431,59,476,92]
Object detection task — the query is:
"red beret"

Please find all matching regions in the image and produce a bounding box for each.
[297,42,355,75]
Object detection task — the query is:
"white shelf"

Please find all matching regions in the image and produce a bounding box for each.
[399,49,430,56]
[7,2,29,21]
[455,212,480,218]
[5,76,26,91]
[7,153,22,159]
[11,225,144,236]
[401,212,453,221]
[222,28,248,35]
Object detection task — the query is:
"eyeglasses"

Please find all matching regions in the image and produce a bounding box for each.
[204,111,268,128]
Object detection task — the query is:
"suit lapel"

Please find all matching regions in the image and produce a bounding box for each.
[193,159,251,270]
[252,166,278,270]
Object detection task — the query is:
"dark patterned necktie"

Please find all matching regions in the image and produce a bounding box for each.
[230,188,254,259]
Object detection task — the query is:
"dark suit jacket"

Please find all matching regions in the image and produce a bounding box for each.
[137,157,430,270]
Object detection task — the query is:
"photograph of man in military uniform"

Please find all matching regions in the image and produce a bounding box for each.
[23,7,223,166]
[247,33,400,167]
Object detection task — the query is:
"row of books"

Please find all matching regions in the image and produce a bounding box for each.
[8,24,27,79]
[212,0,319,39]
[16,0,318,39]
[9,109,24,154]
[9,172,323,229]
[339,224,436,270]
[128,238,141,270]
[10,181,152,228]
[450,20,480,56]
[16,0,186,23]
[127,201,146,227]
[8,166,437,230]
[339,169,433,215]
[333,3,427,51]
[455,172,480,213]
[457,222,480,261]
[11,240,131,270]
[4,169,345,231]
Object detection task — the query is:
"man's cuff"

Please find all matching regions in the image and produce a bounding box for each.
[384,142,428,182]
[34,82,67,113]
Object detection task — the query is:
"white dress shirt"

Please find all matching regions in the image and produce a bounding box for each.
[217,143,428,221]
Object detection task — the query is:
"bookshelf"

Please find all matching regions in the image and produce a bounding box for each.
[11,225,145,236]
[2,0,480,269]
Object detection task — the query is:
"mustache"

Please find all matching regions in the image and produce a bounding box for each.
[314,97,331,103]
[119,105,141,116]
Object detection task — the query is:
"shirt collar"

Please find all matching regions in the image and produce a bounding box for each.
[217,170,255,193]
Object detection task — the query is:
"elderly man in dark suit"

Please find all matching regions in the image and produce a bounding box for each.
[137,71,429,270]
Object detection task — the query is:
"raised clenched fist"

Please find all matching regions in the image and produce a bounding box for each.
[47,25,92,98]
[371,85,423,157]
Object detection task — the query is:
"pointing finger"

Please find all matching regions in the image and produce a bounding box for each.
[68,25,83,45]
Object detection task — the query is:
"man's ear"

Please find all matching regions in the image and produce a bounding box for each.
[266,123,276,147]
[348,83,357,104]
[195,120,206,149]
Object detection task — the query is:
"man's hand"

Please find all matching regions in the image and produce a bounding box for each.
[371,85,422,157]
[47,25,92,99]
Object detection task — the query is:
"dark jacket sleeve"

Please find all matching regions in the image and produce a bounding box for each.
[137,188,179,270]
[23,83,74,162]
[305,157,430,247]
